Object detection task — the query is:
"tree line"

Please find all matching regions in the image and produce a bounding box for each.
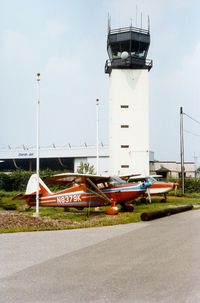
[0,168,200,193]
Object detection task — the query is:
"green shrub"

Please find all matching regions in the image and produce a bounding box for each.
[0,170,68,192]
[0,198,17,210]
[184,178,200,193]
[0,173,13,191]
[0,171,31,192]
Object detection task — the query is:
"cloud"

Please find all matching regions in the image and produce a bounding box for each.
[150,39,200,161]
[1,30,32,65]
[158,40,200,106]
[43,55,81,79]
[45,19,67,37]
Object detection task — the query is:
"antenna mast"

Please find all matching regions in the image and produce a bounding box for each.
[136,5,138,27]
[148,15,150,33]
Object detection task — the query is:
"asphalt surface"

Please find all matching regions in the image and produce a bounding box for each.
[1,210,200,303]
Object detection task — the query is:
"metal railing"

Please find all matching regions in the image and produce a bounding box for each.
[105,57,153,73]
[109,25,149,36]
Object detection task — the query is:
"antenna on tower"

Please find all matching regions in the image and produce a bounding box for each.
[148,15,150,33]
[136,4,138,27]
[108,13,111,33]
[141,12,143,29]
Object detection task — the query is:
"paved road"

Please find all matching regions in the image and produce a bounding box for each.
[1,210,200,303]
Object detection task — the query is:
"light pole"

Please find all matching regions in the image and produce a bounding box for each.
[96,98,99,175]
[35,73,40,216]
[180,107,185,194]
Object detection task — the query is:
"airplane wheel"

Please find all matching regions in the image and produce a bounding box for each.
[121,204,134,212]
[140,197,147,204]
[105,206,119,215]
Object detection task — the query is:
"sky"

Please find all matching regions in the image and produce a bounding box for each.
[1,0,200,165]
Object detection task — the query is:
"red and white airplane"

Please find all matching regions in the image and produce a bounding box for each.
[24,173,152,214]
[127,175,179,202]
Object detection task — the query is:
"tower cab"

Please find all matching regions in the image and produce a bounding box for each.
[105,24,152,74]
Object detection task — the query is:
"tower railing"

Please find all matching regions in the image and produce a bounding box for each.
[109,25,149,35]
[105,57,153,74]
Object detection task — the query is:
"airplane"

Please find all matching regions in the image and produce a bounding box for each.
[126,175,179,202]
[24,173,152,215]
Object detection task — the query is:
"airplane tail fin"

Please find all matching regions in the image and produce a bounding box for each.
[25,174,52,197]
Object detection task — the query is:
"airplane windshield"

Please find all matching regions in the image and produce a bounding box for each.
[147,177,157,183]
[109,176,127,185]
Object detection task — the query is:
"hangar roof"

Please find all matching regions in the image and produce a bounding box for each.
[0,144,109,160]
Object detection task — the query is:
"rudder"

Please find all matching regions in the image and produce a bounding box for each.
[25,174,52,196]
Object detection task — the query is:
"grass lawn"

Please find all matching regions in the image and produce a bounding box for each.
[0,192,200,233]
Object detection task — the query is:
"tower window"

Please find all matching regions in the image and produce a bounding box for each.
[121,105,129,108]
[121,125,129,128]
[121,165,129,168]
[121,145,129,148]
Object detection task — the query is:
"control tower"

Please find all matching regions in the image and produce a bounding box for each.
[105,21,152,175]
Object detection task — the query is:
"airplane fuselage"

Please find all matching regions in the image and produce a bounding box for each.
[26,182,149,208]
[147,182,177,195]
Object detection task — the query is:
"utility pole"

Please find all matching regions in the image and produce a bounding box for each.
[180,107,185,194]
[35,73,40,216]
[96,98,99,175]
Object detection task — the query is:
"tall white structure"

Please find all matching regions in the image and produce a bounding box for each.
[105,22,152,175]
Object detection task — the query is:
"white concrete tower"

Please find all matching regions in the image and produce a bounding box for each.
[105,22,152,176]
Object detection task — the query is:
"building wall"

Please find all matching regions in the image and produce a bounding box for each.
[150,161,196,179]
[108,69,149,175]
[1,146,196,177]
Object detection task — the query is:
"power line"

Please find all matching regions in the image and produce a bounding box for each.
[183,112,200,125]
[184,129,200,137]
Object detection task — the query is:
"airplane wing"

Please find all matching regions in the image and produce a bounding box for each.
[44,173,111,185]
[129,175,146,180]
[120,173,141,181]
[12,193,25,200]
[150,175,163,178]
[44,173,113,204]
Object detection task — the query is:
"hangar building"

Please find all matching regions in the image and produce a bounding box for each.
[0,145,196,178]
[0,145,109,174]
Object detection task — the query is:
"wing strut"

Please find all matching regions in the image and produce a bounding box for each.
[86,178,112,204]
